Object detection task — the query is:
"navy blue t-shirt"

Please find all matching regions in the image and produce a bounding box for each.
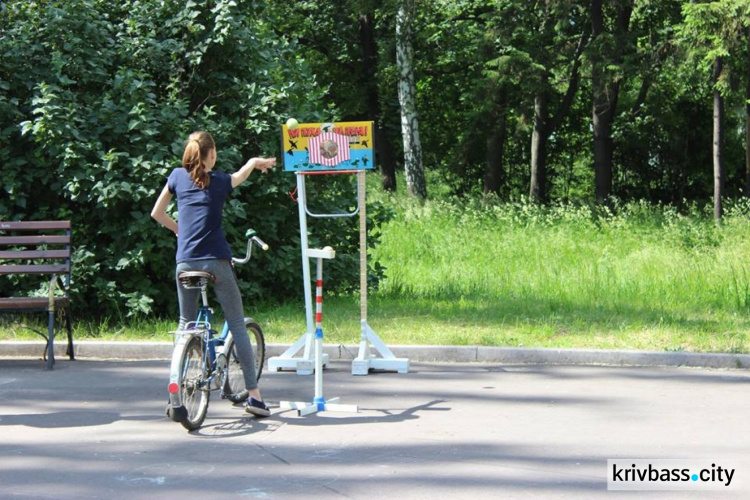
[167,168,233,263]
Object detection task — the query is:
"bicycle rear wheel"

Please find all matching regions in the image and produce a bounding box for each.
[223,320,265,399]
[179,335,210,431]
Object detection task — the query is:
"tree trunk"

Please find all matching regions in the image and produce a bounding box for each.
[590,0,632,204]
[592,85,616,204]
[713,57,724,221]
[396,0,426,199]
[484,111,508,195]
[530,91,549,201]
[591,0,611,203]
[529,30,589,203]
[358,12,397,192]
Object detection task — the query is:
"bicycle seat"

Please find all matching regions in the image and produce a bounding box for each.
[178,271,216,289]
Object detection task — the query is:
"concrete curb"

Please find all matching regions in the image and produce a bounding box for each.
[1,340,749,370]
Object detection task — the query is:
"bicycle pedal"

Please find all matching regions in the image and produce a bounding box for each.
[223,390,249,404]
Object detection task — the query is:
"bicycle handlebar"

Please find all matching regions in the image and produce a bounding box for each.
[251,235,269,251]
[231,229,268,265]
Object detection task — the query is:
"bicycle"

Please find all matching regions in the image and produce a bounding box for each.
[166,229,268,431]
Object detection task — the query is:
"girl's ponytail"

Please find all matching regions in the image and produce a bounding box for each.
[182,132,215,189]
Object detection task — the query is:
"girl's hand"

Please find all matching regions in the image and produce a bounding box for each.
[233,157,276,187]
[251,157,276,173]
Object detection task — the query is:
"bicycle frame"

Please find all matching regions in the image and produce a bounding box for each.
[167,229,268,429]
[168,297,233,409]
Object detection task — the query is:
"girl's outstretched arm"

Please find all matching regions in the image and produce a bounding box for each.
[231,157,276,188]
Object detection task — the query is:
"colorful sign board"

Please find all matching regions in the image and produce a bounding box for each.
[281,121,374,172]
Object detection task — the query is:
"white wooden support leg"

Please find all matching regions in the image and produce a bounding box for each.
[351,170,409,375]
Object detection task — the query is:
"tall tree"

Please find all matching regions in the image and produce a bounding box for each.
[528,2,590,202]
[397,0,427,199]
[591,0,634,203]
[414,0,496,196]
[484,94,510,196]
[680,0,750,219]
[358,10,398,191]
[609,0,692,202]
[712,56,725,219]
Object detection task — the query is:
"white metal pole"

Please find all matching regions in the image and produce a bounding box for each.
[357,171,369,353]
[358,170,367,323]
[297,173,315,342]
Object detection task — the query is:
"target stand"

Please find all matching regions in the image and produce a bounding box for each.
[350,170,409,375]
[267,121,408,376]
[278,247,357,416]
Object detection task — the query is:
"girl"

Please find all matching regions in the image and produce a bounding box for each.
[151,131,276,417]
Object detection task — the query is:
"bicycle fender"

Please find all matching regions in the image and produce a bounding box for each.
[168,332,192,409]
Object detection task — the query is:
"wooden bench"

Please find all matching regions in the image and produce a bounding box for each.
[0,221,75,369]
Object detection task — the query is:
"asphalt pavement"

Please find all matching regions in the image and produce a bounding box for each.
[1,349,749,499]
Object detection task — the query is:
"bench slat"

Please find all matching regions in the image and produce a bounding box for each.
[0,250,70,259]
[0,264,69,275]
[0,235,71,246]
[0,221,71,230]
[0,296,70,310]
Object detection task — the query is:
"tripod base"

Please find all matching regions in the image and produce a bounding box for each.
[267,332,330,375]
[352,321,409,375]
[352,356,410,375]
[280,397,358,417]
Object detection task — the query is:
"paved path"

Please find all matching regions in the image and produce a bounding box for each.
[4,340,750,369]
[1,358,749,499]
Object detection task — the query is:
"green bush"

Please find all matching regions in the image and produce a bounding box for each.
[0,0,385,319]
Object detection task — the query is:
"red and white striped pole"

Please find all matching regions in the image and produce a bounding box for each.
[313,255,325,409]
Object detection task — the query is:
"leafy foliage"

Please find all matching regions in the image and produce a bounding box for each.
[0,0,385,319]
[4,0,750,322]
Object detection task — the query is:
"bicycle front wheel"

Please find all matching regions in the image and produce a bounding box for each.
[223,320,265,398]
[179,335,210,431]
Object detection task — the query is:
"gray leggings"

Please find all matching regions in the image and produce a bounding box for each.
[175,259,258,391]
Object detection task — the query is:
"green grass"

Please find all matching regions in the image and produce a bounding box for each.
[4,181,750,355]
[364,193,750,354]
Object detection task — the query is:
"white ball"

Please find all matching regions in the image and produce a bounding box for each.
[286,118,299,130]
[323,246,333,252]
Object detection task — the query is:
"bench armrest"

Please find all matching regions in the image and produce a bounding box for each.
[47,274,69,312]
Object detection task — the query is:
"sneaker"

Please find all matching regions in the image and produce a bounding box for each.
[224,390,249,404]
[245,397,271,417]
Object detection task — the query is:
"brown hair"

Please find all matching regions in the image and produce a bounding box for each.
[182,131,216,189]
